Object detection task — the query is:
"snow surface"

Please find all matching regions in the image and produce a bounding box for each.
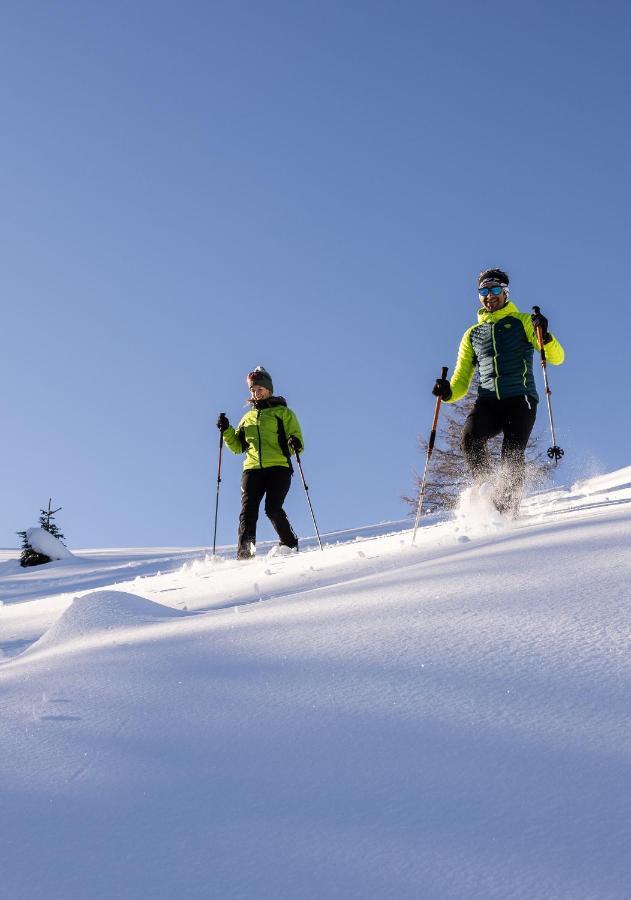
[1,468,631,898]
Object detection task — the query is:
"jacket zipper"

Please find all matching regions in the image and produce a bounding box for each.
[491,323,500,398]
[256,410,263,468]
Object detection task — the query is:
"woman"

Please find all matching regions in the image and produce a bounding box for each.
[216,366,303,560]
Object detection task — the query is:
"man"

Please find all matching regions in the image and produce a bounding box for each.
[432,268,565,515]
[217,366,303,559]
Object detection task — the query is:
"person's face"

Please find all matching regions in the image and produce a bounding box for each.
[250,384,271,400]
[478,283,507,313]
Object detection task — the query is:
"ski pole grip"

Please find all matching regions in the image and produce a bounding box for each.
[531,307,546,355]
[440,366,448,382]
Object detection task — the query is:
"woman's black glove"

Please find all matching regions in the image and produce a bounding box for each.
[288,435,302,453]
[216,413,230,433]
[432,378,452,401]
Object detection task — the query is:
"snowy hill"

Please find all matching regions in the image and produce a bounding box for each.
[1,468,631,899]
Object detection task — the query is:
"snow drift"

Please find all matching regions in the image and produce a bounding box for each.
[25,589,189,654]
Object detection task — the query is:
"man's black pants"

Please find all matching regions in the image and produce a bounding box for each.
[238,466,298,555]
[462,395,538,511]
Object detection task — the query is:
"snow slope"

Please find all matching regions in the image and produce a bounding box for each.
[1,469,631,899]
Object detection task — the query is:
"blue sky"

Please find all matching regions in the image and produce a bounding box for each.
[1,0,629,549]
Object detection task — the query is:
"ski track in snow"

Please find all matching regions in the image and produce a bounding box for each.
[1,468,631,899]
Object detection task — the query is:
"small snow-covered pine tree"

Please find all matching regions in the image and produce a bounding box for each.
[17,499,66,567]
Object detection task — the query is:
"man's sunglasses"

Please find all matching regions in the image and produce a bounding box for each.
[478,285,504,298]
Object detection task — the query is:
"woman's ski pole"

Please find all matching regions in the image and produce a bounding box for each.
[212,419,225,556]
[412,366,448,545]
[532,307,564,464]
[294,449,324,551]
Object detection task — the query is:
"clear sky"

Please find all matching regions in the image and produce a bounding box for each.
[1,0,630,549]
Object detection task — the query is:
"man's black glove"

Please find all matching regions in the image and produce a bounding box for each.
[288,435,302,453]
[216,413,230,433]
[432,378,452,401]
[531,310,552,344]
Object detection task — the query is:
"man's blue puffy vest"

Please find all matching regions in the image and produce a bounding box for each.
[470,314,538,402]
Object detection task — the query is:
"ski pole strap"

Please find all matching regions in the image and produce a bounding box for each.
[295,450,308,489]
[428,407,440,452]
[427,366,448,452]
[532,306,547,361]
[217,422,225,483]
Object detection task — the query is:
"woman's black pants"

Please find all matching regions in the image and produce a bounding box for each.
[238,466,298,555]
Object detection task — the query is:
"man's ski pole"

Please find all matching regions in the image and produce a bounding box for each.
[294,449,324,551]
[212,418,225,556]
[412,366,448,545]
[532,307,564,464]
